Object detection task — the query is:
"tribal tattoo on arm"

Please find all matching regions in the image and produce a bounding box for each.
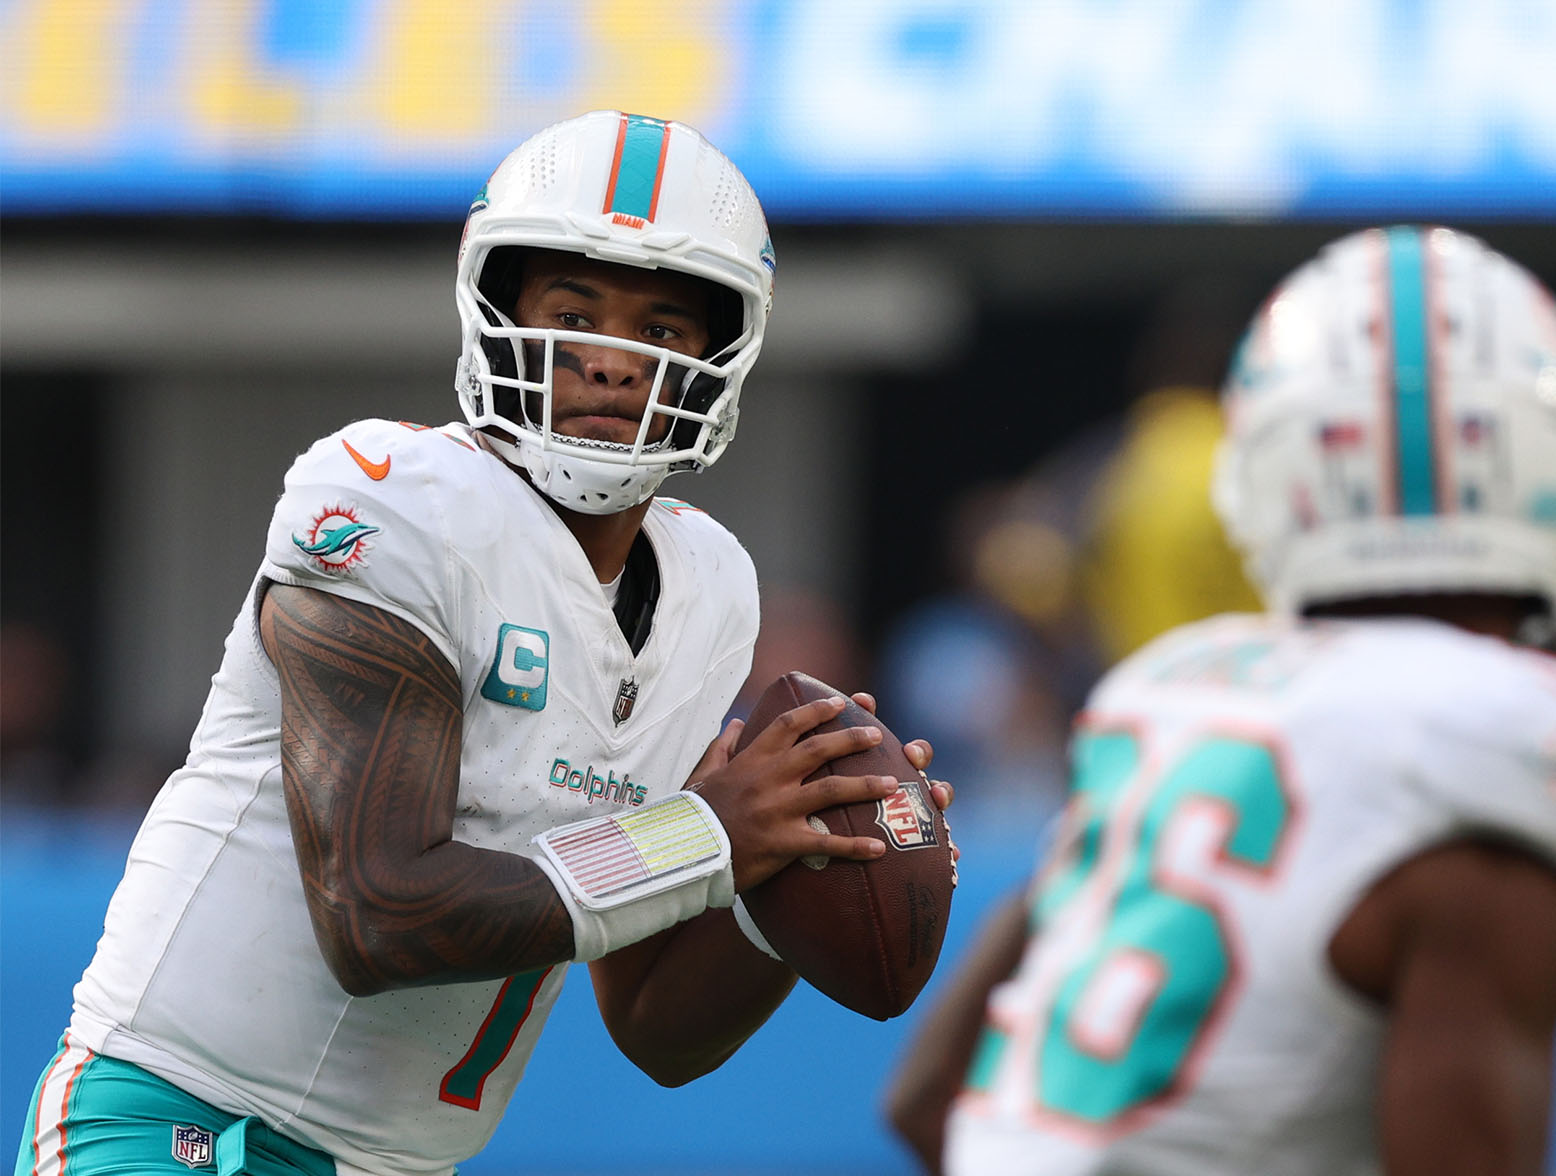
[259,582,576,995]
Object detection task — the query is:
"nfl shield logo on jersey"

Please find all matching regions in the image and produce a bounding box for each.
[171,1124,213,1168]
[613,678,639,726]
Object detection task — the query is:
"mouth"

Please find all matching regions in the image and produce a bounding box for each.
[555,413,647,445]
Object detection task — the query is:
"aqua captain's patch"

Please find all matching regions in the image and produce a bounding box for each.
[482,624,549,710]
[292,503,379,574]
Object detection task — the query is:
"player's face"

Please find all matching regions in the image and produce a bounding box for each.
[512,253,713,446]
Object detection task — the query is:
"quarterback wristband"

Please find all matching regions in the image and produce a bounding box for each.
[732,895,782,961]
[531,792,735,962]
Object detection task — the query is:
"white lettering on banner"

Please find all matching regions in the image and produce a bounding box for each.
[767,0,1556,212]
[2,0,1553,214]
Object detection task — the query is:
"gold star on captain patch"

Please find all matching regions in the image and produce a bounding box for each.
[520,690,531,703]
[506,688,516,700]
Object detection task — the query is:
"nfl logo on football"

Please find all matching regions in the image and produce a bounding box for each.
[876,781,937,850]
[172,1124,213,1168]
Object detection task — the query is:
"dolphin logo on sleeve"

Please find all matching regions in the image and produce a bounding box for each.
[293,504,380,573]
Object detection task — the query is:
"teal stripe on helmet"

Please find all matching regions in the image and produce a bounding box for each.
[607,115,668,221]
[1386,226,1437,515]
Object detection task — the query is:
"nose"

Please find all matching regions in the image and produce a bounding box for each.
[579,343,650,387]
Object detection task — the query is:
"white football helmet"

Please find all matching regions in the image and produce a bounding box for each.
[1214,225,1556,615]
[455,110,776,513]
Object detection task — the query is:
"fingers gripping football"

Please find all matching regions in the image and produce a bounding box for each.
[709,672,958,1021]
[692,695,901,893]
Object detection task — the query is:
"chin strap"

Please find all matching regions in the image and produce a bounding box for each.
[518,441,668,515]
[471,424,669,515]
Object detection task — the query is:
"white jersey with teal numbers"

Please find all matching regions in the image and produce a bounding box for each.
[68,419,759,1176]
[945,613,1556,1176]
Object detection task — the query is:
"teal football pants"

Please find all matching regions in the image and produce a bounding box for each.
[15,1035,334,1176]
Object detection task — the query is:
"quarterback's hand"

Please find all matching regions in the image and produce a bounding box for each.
[848,691,955,816]
[685,697,901,893]
[851,692,959,884]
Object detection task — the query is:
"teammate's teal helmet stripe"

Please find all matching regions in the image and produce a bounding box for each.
[605,114,670,222]
[1385,225,1437,515]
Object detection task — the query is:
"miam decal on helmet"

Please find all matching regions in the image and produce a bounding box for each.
[603,113,670,226]
[875,778,939,850]
[293,504,379,574]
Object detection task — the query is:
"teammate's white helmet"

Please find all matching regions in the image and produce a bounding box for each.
[455,110,776,514]
[1214,225,1556,615]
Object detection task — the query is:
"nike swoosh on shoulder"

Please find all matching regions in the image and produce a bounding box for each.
[342,439,391,480]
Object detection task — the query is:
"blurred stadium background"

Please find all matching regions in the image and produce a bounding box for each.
[3,2,1554,1173]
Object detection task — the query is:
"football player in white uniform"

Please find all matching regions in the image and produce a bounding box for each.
[885,225,1556,1176]
[16,111,949,1176]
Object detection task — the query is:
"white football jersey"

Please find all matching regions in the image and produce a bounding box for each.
[68,419,759,1176]
[946,613,1556,1176]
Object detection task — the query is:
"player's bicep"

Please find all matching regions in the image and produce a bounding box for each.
[259,583,464,937]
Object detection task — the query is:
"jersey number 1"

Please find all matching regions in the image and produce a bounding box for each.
[439,968,552,1110]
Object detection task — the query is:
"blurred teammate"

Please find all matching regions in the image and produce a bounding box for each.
[885,225,1556,1175]
[16,110,948,1176]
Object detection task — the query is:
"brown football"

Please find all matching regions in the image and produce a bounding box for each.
[735,671,955,1020]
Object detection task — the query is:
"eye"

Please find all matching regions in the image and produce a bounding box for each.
[644,324,678,341]
[557,311,590,329]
